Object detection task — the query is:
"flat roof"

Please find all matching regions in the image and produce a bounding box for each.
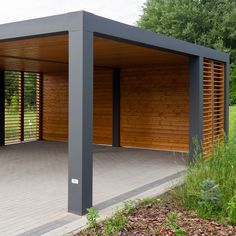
[0,11,229,62]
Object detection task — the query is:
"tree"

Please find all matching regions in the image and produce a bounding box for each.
[138,0,236,104]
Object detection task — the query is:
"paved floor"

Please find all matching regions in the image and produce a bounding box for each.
[0,142,186,236]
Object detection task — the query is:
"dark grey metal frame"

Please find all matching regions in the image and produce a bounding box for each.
[0,11,230,215]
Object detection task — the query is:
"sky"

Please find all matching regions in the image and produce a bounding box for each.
[0,0,146,25]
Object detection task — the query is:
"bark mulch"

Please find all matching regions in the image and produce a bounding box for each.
[79,198,236,236]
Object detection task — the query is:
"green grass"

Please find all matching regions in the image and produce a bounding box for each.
[229,105,236,137]
[5,110,37,143]
[175,106,236,223]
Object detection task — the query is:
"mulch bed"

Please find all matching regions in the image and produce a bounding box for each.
[123,202,236,235]
[79,197,236,236]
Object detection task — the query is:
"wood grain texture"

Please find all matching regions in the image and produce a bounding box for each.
[120,65,189,152]
[203,59,213,156]
[93,69,113,145]
[213,62,224,142]
[202,59,225,156]
[0,34,189,73]
[42,72,68,141]
[42,70,113,144]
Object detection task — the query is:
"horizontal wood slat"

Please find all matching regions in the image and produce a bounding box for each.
[202,59,225,156]
[93,69,113,145]
[120,65,189,152]
[202,59,213,156]
[42,70,113,144]
[213,62,224,142]
[42,72,68,141]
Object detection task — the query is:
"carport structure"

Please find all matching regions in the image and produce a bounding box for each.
[0,11,229,216]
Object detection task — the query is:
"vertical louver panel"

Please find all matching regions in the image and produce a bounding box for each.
[203,59,213,156]
[202,59,225,156]
[4,71,42,145]
[36,73,42,141]
[213,62,224,142]
[4,71,21,144]
[24,73,38,142]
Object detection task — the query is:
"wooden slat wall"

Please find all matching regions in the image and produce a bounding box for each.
[42,70,113,144]
[203,59,213,155]
[120,65,189,152]
[93,69,113,145]
[213,62,224,142]
[42,72,68,141]
[202,59,225,156]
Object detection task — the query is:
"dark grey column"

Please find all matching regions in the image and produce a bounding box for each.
[224,60,230,141]
[112,68,120,147]
[0,70,4,146]
[189,56,203,161]
[68,30,93,215]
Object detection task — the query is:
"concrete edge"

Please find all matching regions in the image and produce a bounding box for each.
[42,176,184,236]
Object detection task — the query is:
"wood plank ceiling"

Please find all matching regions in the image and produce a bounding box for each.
[0,34,189,73]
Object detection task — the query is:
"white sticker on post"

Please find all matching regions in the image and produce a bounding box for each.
[71,179,79,185]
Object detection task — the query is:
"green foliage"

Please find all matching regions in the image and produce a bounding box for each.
[86,208,100,228]
[230,64,236,105]
[175,107,236,223]
[5,72,37,110]
[164,211,185,235]
[227,194,236,225]
[10,95,18,112]
[137,197,162,205]
[198,179,222,216]
[138,0,236,104]
[123,200,136,215]
[104,209,127,235]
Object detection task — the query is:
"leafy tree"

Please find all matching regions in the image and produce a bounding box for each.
[138,0,236,104]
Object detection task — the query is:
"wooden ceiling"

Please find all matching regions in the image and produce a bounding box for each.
[0,34,189,73]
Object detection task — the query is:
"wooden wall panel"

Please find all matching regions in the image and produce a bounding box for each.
[42,70,113,144]
[202,59,225,156]
[43,72,68,141]
[213,62,224,142]
[93,69,113,145]
[203,59,213,156]
[120,65,189,152]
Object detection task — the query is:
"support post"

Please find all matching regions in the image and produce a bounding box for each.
[112,68,120,147]
[68,30,93,215]
[189,56,203,161]
[0,70,5,146]
[224,60,230,141]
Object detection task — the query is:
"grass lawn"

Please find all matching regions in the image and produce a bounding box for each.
[79,106,236,236]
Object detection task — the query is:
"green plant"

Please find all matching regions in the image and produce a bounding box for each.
[227,194,236,225]
[175,107,236,222]
[138,197,162,206]
[165,211,185,236]
[104,209,127,235]
[198,179,222,216]
[123,200,136,215]
[86,208,100,228]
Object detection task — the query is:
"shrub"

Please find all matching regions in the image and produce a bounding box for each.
[198,179,222,216]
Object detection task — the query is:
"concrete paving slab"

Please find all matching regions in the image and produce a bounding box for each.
[0,142,186,235]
